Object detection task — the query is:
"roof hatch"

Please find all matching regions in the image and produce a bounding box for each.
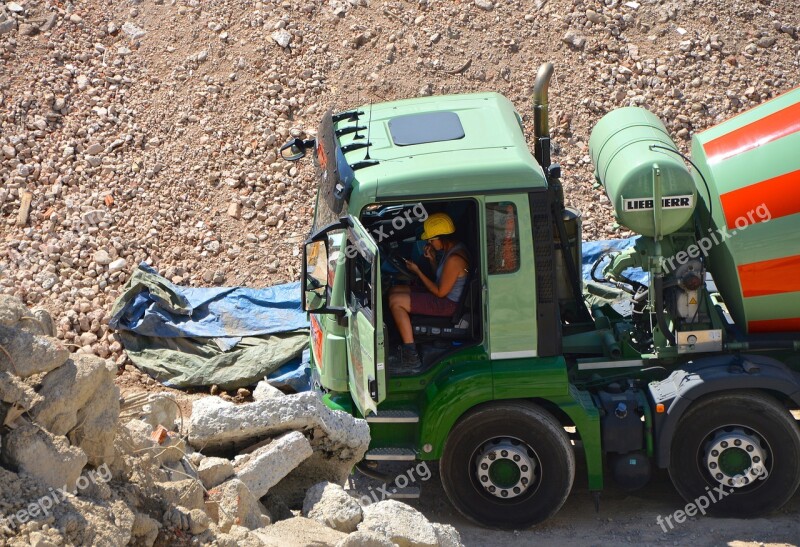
[388,111,465,146]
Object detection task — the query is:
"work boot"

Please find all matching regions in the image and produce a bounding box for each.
[399,343,422,368]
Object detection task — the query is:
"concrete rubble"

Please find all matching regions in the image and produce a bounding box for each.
[0,296,463,545]
[359,500,443,547]
[1,423,87,490]
[188,390,371,504]
[303,481,364,533]
[253,378,285,400]
[31,354,120,466]
[234,430,314,499]
[198,456,234,489]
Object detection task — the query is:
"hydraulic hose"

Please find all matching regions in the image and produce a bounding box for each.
[653,275,676,346]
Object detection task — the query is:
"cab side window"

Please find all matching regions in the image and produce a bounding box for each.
[486,202,520,274]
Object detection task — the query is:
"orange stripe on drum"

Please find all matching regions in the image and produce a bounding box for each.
[703,101,800,165]
[738,254,800,298]
[748,317,800,333]
[719,168,800,228]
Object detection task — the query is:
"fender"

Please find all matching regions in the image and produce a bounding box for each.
[649,353,800,468]
[418,361,494,460]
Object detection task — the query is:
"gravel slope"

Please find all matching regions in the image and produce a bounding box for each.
[1,0,798,358]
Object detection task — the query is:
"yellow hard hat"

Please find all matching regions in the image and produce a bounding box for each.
[421,213,455,240]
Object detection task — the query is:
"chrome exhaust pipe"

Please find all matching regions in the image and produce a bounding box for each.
[533,62,554,169]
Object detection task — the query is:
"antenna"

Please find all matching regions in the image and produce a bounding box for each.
[363,101,373,158]
[352,91,364,140]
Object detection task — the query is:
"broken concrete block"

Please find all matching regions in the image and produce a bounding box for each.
[142,392,178,430]
[252,380,284,401]
[2,423,88,490]
[162,459,199,482]
[30,308,56,336]
[0,295,31,327]
[221,525,269,547]
[158,434,187,465]
[303,481,363,533]
[252,517,347,547]
[0,370,42,410]
[163,505,211,535]
[208,478,266,532]
[188,392,370,505]
[335,530,396,547]
[235,431,313,499]
[432,523,464,547]
[0,326,69,377]
[32,355,119,466]
[69,382,120,466]
[198,456,234,490]
[132,512,161,547]
[158,478,205,512]
[251,516,347,547]
[358,500,438,547]
[122,419,155,452]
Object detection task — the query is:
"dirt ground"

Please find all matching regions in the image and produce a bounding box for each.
[350,458,800,546]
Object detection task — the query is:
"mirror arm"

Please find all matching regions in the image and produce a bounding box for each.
[307,219,347,244]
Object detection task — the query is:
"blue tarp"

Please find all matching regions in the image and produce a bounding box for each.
[109,264,308,338]
[581,236,648,283]
[111,264,311,391]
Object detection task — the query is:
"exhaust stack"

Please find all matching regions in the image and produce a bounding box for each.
[533,62,554,170]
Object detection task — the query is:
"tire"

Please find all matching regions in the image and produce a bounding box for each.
[440,401,575,529]
[668,391,800,517]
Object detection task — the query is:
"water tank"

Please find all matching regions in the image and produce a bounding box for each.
[691,87,800,333]
[589,108,696,238]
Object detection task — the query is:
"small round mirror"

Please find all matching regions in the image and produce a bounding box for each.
[280,138,307,161]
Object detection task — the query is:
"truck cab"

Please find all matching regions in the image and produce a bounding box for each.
[283,67,800,529]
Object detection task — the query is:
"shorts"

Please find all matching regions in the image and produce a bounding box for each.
[409,287,459,317]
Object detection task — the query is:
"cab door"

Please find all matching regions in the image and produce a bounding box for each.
[344,216,386,417]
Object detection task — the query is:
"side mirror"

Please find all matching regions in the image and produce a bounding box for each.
[304,239,328,311]
[280,138,314,161]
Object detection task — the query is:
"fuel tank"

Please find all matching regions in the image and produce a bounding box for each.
[589,107,696,238]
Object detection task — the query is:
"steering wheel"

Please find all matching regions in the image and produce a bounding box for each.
[385,250,414,278]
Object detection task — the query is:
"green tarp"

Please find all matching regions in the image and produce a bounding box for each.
[119,330,309,390]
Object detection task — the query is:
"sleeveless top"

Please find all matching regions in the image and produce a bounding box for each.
[435,242,469,302]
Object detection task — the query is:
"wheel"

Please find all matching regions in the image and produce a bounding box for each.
[440,401,575,529]
[668,391,800,517]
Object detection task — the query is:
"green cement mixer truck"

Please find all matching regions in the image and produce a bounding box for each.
[281,63,800,529]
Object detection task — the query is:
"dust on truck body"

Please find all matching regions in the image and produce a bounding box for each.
[282,64,800,529]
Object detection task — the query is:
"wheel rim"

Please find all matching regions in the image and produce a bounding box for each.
[703,426,770,489]
[474,437,538,499]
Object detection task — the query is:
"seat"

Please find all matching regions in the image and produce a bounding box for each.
[410,269,478,340]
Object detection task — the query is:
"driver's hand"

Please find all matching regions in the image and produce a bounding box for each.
[404,259,421,276]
